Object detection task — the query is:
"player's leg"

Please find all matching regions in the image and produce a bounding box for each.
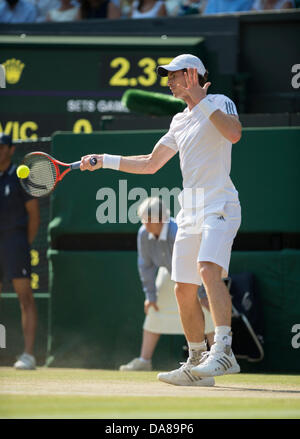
[157,281,214,386]
[175,282,205,342]
[199,261,232,327]
[199,262,233,349]
[157,226,214,386]
[13,277,37,369]
[175,282,212,364]
[176,282,218,364]
[191,204,241,377]
[191,261,240,376]
[170,227,206,347]
[171,228,208,361]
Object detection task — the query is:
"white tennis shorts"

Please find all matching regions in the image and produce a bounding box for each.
[143,267,215,335]
[171,202,241,285]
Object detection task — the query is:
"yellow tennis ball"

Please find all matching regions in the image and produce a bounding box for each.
[17,165,30,179]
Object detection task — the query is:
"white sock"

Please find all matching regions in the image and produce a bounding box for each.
[188,340,207,363]
[214,326,232,351]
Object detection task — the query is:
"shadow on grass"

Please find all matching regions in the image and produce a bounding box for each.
[214,386,300,395]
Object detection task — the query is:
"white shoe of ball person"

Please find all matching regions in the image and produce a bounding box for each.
[191,344,240,377]
[157,358,215,387]
[119,357,152,371]
[14,353,36,370]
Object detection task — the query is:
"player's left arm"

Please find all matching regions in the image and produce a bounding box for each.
[180,68,242,144]
[209,111,242,144]
[25,199,40,245]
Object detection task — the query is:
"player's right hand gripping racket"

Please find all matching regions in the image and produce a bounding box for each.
[20,151,97,198]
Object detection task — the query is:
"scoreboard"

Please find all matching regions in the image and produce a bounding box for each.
[0,35,206,139]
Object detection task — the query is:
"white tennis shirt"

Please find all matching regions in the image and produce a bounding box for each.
[158,94,240,211]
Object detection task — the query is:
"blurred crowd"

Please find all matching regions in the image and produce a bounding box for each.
[0,0,297,23]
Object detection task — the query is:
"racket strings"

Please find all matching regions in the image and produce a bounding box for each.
[21,154,57,197]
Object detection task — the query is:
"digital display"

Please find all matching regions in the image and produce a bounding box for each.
[102,55,173,89]
[0,36,204,139]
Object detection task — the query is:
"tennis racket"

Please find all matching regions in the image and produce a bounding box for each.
[20,151,97,198]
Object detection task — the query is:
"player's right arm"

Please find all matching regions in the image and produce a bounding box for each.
[80,142,176,174]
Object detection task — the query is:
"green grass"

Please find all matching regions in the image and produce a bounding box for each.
[1,394,300,419]
[1,368,300,419]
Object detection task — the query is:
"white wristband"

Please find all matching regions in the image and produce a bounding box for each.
[198,97,218,119]
[102,154,121,170]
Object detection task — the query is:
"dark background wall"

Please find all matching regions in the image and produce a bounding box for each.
[46,128,300,373]
[0,11,299,371]
[1,11,299,141]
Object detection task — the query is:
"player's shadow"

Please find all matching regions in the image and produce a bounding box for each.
[215,386,300,395]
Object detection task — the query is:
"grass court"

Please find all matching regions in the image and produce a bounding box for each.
[1,368,300,419]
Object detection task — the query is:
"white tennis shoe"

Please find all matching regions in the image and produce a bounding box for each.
[191,345,240,377]
[119,358,152,371]
[157,359,215,387]
[14,353,36,370]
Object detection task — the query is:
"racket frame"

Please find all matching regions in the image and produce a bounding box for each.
[21,152,95,197]
[23,151,73,193]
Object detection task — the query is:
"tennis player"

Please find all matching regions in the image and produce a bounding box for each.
[80,54,242,385]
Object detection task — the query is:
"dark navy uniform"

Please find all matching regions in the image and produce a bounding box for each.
[0,163,32,282]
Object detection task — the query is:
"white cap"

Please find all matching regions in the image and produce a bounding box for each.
[157,54,206,77]
[137,197,170,223]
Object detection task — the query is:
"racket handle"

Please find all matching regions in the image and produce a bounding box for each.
[71,157,98,170]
